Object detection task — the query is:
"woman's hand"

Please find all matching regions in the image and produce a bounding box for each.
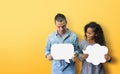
[105,54,111,62]
[81,54,89,60]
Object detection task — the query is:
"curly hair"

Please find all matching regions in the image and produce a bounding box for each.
[84,22,106,45]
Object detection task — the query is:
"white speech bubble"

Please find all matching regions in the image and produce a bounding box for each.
[51,44,74,63]
[83,44,108,65]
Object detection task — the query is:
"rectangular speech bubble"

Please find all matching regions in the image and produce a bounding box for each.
[51,44,74,63]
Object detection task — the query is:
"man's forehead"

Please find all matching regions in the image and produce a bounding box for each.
[55,21,66,26]
[55,20,66,23]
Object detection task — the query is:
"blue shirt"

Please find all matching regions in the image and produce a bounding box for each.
[45,29,79,74]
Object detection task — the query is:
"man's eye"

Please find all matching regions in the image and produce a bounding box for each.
[62,26,65,28]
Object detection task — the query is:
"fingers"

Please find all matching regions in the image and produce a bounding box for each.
[71,53,77,62]
[105,54,111,61]
[81,54,88,60]
[47,54,53,60]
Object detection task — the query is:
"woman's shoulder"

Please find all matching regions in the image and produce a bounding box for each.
[79,39,87,44]
[79,39,88,46]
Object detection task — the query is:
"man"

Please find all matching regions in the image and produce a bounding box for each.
[45,13,79,74]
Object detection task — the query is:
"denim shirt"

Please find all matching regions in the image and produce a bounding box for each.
[45,29,79,74]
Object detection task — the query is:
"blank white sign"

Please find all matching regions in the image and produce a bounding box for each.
[51,44,74,63]
[83,44,108,65]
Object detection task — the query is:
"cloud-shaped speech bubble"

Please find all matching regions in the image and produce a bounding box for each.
[83,44,108,65]
[51,44,74,63]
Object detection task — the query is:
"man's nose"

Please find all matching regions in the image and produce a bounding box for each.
[60,27,64,30]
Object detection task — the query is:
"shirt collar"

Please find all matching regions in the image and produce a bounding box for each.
[55,29,70,37]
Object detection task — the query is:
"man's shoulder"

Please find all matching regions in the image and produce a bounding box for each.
[69,30,78,37]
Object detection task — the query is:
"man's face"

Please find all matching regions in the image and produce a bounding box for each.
[55,20,67,35]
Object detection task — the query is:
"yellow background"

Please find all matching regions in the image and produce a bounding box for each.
[0,0,120,74]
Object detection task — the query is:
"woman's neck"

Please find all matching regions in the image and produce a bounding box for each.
[86,38,95,44]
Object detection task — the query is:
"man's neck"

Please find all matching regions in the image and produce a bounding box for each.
[58,30,67,36]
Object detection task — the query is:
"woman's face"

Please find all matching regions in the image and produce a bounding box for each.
[86,27,96,40]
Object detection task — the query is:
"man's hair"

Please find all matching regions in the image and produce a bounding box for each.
[54,13,67,23]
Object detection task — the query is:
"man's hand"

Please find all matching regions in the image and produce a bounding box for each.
[47,54,53,60]
[72,53,78,62]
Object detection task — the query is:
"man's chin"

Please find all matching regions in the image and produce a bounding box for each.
[58,33,64,35]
